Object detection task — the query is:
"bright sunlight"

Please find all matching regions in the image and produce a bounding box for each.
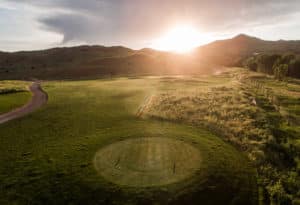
[151,24,212,53]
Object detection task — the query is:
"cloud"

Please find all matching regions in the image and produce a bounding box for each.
[4,0,300,48]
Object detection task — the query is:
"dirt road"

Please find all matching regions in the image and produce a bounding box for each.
[0,82,47,124]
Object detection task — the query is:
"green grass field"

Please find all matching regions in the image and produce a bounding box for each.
[0,81,31,114]
[0,77,257,205]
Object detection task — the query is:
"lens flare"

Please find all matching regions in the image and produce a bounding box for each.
[151,24,212,53]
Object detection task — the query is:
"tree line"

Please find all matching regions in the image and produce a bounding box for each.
[243,54,300,80]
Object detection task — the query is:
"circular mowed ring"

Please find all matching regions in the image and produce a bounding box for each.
[93,137,202,187]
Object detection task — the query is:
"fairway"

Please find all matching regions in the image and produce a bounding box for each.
[0,77,257,205]
[94,137,202,187]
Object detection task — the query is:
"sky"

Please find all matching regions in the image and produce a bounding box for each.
[1,0,300,52]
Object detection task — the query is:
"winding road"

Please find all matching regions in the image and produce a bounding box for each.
[0,82,48,124]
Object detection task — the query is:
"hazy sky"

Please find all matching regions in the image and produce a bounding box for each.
[1,0,300,51]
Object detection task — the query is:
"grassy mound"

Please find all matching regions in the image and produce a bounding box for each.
[0,78,257,205]
[94,137,202,187]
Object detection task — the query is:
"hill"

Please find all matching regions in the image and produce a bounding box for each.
[0,45,213,80]
[196,34,300,66]
[0,34,300,79]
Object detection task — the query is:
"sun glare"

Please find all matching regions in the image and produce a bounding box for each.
[151,25,211,53]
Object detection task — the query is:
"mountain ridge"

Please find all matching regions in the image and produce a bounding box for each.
[1,33,299,54]
[0,34,299,79]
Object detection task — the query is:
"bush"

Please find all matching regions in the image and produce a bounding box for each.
[0,88,26,95]
[267,180,292,205]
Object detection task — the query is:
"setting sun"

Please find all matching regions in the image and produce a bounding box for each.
[151,25,211,53]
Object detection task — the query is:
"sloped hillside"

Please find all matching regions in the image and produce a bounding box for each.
[197,34,300,66]
[1,34,299,80]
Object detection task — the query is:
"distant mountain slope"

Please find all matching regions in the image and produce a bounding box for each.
[0,45,135,79]
[0,45,212,80]
[0,34,299,79]
[196,34,300,66]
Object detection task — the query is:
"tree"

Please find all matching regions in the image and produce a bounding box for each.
[243,54,299,79]
[288,57,300,78]
[257,54,281,74]
[244,57,258,71]
[274,64,288,81]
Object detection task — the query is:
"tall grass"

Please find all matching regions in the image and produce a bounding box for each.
[143,68,300,204]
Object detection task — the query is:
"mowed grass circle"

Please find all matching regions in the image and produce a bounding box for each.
[94,137,202,187]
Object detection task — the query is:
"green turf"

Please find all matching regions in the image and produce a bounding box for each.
[0,81,31,114]
[0,78,257,205]
[94,137,202,187]
[0,92,31,114]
